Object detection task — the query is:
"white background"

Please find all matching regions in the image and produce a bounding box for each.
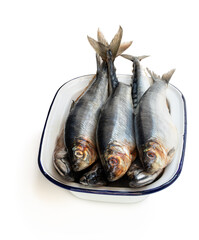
[0,0,198,239]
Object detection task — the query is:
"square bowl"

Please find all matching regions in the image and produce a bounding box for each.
[38,74,187,203]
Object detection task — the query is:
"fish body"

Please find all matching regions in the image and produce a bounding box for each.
[121,54,151,108]
[65,59,108,171]
[97,51,136,182]
[53,127,74,181]
[79,162,107,186]
[65,26,132,172]
[65,27,131,171]
[135,69,178,173]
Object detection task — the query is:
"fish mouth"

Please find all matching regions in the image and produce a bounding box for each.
[142,152,156,173]
[105,155,130,181]
[72,160,90,171]
[53,158,74,181]
[103,142,133,181]
[79,173,106,186]
[71,137,97,171]
[141,141,167,173]
[79,175,88,185]
[106,170,123,182]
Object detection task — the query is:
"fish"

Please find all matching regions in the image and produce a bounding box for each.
[79,162,107,186]
[121,54,151,109]
[134,69,178,174]
[127,158,163,187]
[64,54,108,172]
[88,26,133,71]
[53,126,75,181]
[65,27,131,172]
[96,50,137,182]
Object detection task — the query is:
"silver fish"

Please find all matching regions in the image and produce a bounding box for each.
[134,69,178,173]
[89,26,133,65]
[65,27,131,172]
[65,55,108,172]
[97,50,137,182]
[127,158,163,187]
[53,126,74,181]
[79,162,107,186]
[121,54,151,109]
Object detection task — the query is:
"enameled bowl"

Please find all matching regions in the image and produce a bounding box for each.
[38,74,187,203]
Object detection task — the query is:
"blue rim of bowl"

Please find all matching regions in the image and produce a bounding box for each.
[38,74,187,196]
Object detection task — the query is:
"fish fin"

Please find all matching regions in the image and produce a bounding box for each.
[138,55,150,61]
[121,54,149,62]
[74,75,96,102]
[116,41,133,56]
[87,36,108,60]
[166,99,171,113]
[96,54,103,72]
[109,26,123,60]
[147,68,175,83]
[97,28,109,46]
[146,68,161,82]
[162,69,176,83]
[69,100,75,112]
[167,147,175,157]
[121,54,134,61]
[90,26,131,61]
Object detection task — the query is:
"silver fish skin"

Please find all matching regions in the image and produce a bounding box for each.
[53,126,74,181]
[79,162,107,186]
[66,27,132,172]
[121,54,152,109]
[135,69,178,173]
[127,158,163,187]
[97,51,136,182]
[65,56,109,172]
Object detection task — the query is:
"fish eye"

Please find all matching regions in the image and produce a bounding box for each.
[74,150,83,158]
[109,157,119,166]
[146,151,156,159]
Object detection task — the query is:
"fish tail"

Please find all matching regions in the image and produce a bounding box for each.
[87,36,108,61]
[88,26,132,93]
[109,26,123,60]
[121,54,149,62]
[146,68,175,84]
[116,42,133,57]
[97,28,109,47]
[88,26,132,61]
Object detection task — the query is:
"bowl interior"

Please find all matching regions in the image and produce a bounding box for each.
[38,74,186,195]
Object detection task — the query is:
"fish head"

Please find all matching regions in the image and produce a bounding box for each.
[141,141,167,173]
[71,137,97,171]
[103,142,133,182]
[53,158,75,181]
[79,166,106,186]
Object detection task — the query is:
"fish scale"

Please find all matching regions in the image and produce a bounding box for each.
[65,62,109,171]
[134,70,178,173]
[96,49,136,182]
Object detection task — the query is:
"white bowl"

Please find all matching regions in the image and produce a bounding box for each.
[38,74,187,203]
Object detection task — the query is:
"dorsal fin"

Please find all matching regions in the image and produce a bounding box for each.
[147,68,175,84]
[146,68,161,82]
[162,69,176,83]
